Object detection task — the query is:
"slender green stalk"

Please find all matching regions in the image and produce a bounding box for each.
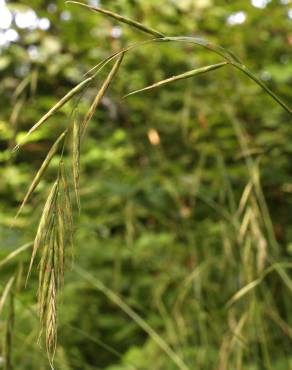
[231,62,292,115]
[66,5,292,115]
[163,37,292,116]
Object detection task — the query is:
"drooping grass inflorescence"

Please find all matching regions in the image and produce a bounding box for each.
[5,2,291,368]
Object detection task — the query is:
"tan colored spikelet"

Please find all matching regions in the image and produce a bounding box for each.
[13,76,94,151]
[37,222,55,295]
[16,131,66,218]
[52,229,60,288]
[38,241,50,304]
[72,118,81,210]
[46,269,57,367]
[60,163,72,223]
[60,162,74,252]
[27,181,59,284]
[39,257,54,332]
[57,203,65,284]
[81,53,125,134]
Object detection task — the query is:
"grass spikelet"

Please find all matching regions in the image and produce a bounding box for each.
[13,76,94,151]
[124,62,228,98]
[81,53,124,134]
[72,118,81,210]
[46,269,57,368]
[38,241,54,331]
[60,162,74,252]
[60,163,73,223]
[38,241,51,312]
[56,205,65,285]
[52,228,60,288]
[16,131,66,218]
[27,180,58,284]
[67,1,164,38]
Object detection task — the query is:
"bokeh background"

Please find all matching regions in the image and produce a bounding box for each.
[0,0,292,369]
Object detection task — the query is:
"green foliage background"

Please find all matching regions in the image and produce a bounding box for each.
[0,0,292,369]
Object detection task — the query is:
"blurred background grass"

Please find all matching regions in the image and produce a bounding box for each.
[0,0,292,369]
